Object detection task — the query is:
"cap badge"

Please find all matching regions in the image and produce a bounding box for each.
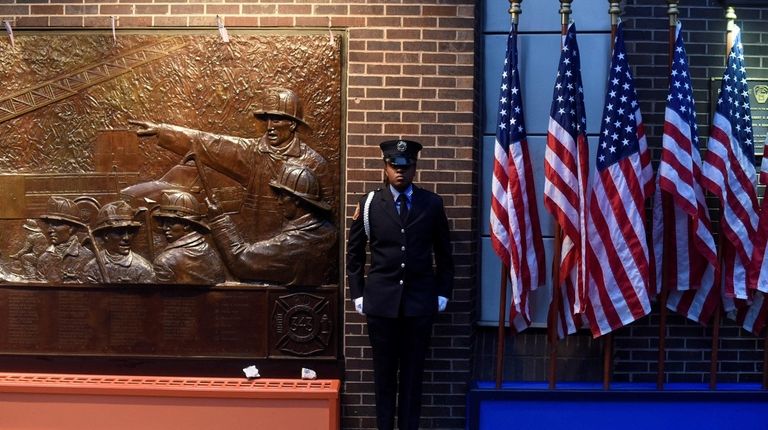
[396,140,408,152]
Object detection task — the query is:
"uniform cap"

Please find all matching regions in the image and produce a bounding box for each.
[253,88,308,128]
[152,190,209,231]
[269,163,330,212]
[39,196,86,227]
[380,139,422,167]
[92,200,142,234]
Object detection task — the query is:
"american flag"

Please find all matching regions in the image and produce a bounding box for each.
[490,25,545,332]
[585,22,654,337]
[543,22,589,337]
[701,25,758,300]
[739,291,768,335]
[750,134,768,293]
[741,135,768,335]
[651,22,719,325]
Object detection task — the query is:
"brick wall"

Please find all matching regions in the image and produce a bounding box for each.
[0,2,479,429]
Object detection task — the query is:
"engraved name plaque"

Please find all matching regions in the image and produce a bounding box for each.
[710,77,768,154]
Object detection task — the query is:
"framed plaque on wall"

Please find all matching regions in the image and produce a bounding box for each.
[0,30,344,378]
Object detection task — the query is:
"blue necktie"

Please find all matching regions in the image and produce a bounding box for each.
[397,194,408,223]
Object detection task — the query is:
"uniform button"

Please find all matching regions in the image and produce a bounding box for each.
[399,280,404,285]
[401,263,405,268]
[401,246,406,251]
[400,229,405,233]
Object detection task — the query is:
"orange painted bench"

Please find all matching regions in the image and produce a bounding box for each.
[0,373,340,430]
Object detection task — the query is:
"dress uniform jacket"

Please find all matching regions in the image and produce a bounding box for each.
[347,185,453,318]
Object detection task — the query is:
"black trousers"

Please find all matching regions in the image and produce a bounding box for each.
[366,314,434,430]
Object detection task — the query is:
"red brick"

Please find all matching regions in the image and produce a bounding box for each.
[404,64,437,75]
[314,4,347,15]
[457,5,475,17]
[423,77,455,88]
[384,123,420,135]
[188,15,217,26]
[366,64,401,74]
[422,100,456,111]
[384,100,420,111]
[349,98,383,110]
[386,5,421,16]
[241,4,276,15]
[116,15,152,27]
[385,76,420,87]
[277,4,311,15]
[437,17,474,28]
[349,28,383,39]
[350,5,384,16]
[348,123,383,134]
[223,16,259,27]
[403,17,438,28]
[404,41,437,52]
[366,16,401,27]
[384,52,420,63]
[348,40,365,51]
[258,16,293,27]
[348,63,365,74]
[50,16,84,26]
[153,16,188,27]
[423,5,458,16]
[348,51,383,63]
[348,75,382,87]
[366,87,401,99]
[295,16,327,26]
[366,111,401,122]
[84,16,115,27]
[134,4,168,15]
[170,4,204,15]
[67,4,99,14]
[31,5,63,15]
[205,4,240,15]
[99,4,133,15]
[403,112,437,123]
[328,16,364,27]
[15,16,48,27]
[0,5,30,15]
[366,40,401,51]
[386,28,421,40]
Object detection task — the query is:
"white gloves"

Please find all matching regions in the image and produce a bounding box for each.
[354,296,448,315]
[438,296,448,312]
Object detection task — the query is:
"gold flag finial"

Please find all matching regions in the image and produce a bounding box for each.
[608,1,621,26]
[559,0,572,26]
[725,6,737,57]
[667,0,679,26]
[509,0,522,26]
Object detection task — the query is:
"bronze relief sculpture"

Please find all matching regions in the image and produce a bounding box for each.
[0,31,342,363]
[0,35,340,287]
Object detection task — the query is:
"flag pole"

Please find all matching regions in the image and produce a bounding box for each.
[657,0,680,392]
[763,326,768,389]
[494,0,524,390]
[546,0,571,391]
[602,0,622,391]
[709,5,737,391]
[495,265,508,389]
